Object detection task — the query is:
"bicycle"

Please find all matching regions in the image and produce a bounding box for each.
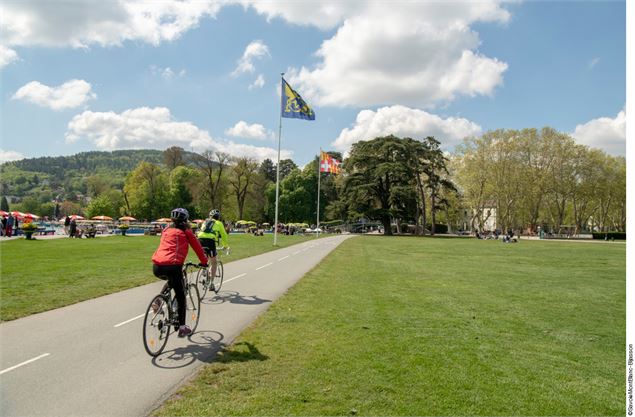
[197,246,230,299]
[142,263,203,357]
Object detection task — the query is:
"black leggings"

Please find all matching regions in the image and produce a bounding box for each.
[152,264,186,326]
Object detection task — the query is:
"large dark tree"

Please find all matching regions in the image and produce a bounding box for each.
[341,136,413,235]
[259,158,276,183]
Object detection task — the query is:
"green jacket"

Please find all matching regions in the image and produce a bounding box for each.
[198,219,229,247]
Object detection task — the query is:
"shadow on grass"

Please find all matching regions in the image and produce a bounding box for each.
[216,341,269,363]
[151,332,269,369]
[202,290,271,306]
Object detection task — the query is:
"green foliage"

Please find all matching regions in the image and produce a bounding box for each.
[123,162,170,221]
[277,159,298,180]
[342,136,416,235]
[85,194,118,218]
[169,166,201,218]
[454,128,626,234]
[259,158,276,183]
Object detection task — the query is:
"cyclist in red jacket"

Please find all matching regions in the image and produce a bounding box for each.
[152,208,208,337]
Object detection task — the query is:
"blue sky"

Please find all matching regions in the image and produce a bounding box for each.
[0,0,627,166]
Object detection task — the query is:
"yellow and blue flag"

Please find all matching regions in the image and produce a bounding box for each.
[281,78,315,120]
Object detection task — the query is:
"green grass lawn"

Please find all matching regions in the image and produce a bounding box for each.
[155,236,625,416]
[0,233,320,321]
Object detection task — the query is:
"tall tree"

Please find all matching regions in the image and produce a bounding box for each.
[229,157,259,220]
[277,159,298,181]
[85,195,117,218]
[0,195,9,212]
[123,162,170,221]
[259,158,276,183]
[169,166,201,218]
[193,151,230,212]
[163,146,186,171]
[341,136,413,235]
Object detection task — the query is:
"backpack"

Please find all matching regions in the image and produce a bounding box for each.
[202,219,215,234]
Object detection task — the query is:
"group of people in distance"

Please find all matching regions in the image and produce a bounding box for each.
[475,228,517,243]
[63,216,97,238]
[0,213,18,237]
[151,208,229,338]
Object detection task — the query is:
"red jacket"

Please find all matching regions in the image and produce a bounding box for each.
[152,226,208,266]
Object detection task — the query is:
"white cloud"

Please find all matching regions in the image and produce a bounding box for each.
[0,0,222,48]
[571,109,625,156]
[588,57,600,70]
[215,141,292,162]
[237,1,358,30]
[249,74,265,90]
[231,40,270,77]
[254,1,511,108]
[0,149,25,163]
[0,45,19,69]
[225,121,273,140]
[12,79,96,110]
[332,105,482,154]
[150,65,186,80]
[65,106,289,161]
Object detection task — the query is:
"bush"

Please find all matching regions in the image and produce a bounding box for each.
[592,232,626,240]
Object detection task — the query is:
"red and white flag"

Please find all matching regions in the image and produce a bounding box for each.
[319,151,341,174]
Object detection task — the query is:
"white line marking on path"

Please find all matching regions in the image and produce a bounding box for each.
[225,273,247,283]
[278,255,290,261]
[293,250,302,255]
[255,263,273,270]
[0,353,50,375]
[114,314,145,328]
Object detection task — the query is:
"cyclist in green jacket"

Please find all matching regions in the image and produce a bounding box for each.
[197,209,229,287]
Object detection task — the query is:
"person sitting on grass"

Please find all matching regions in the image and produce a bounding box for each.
[151,208,208,338]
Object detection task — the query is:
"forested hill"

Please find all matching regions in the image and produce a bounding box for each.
[0,149,195,199]
[4,150,165,178]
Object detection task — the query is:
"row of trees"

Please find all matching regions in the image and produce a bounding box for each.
[3,129,626,235]
[452,128,626,234]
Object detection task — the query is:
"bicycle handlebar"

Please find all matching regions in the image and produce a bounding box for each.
[183,262,207,268]
[217,246,231,256]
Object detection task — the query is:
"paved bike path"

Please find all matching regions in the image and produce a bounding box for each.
[0,235,352,417]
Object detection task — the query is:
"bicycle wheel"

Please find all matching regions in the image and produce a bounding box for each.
[196,268,209,300]
[142,294,170,357]
[213,260,224,293]
[184,284,201,333]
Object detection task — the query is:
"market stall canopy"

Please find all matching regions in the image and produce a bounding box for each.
[192,219,204,223]
[69,214,84,220]
[23,213,40,220]
[155,218,172,223]
[0,210,8,217]
[91,215,113,221]
[10,211,25,218]
[119,216,137,221]
[236,220,256,225]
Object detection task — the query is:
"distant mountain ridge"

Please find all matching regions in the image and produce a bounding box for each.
[0,149,198,199]
[2,149,166,178]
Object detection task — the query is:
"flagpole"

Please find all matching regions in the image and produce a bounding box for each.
[316,149,321,238]
[274,73,284,246]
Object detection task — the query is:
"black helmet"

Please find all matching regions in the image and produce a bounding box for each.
[209,209,220,220]
[170,208,189,223]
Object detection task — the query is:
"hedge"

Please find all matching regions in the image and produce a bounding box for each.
[592,232,626,240]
